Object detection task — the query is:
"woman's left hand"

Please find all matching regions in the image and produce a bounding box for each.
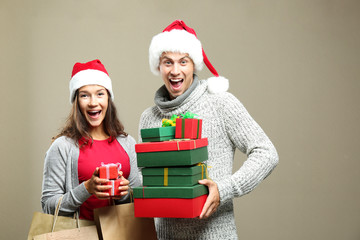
[198,179,220,219]
[112,171,130,199]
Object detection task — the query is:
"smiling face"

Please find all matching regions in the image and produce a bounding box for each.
[159,52,195,100]
[78,85,109,137]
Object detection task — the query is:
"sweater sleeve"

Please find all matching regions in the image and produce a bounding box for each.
[41,137,91,215]
[215,93,279,204]
[116,135,142,203]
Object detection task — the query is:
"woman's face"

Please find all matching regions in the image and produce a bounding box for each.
[78,85,109,131]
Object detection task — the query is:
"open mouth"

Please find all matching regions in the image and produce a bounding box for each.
[87,110,101,119]
[170,78,183,90]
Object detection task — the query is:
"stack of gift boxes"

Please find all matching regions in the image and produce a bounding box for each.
[133,114,209,218]
[99,163,122,197]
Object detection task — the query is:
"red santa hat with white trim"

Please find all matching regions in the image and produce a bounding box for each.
[69,59,114,103]
[149,19,229,93]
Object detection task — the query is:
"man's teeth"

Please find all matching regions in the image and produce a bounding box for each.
[170,79,183,82]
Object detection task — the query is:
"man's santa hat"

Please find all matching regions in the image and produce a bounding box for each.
[69,59,114,103]
[149,19,229,93]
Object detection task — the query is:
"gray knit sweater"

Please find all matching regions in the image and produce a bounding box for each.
[139,77,279,239]
[41,135,141,216]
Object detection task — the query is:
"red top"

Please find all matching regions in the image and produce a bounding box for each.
[78,138,130,220]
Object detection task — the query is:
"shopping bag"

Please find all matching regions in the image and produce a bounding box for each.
[27,196,97,240]
[33,225,98,240]
[94,202,157,240]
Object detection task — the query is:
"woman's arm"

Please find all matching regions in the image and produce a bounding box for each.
[41,137,92,215]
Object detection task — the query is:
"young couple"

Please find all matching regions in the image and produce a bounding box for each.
[41,20,278,240]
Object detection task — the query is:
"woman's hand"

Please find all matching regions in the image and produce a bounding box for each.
[198,179,220,219]
[112,171,130,199]
[84,168,112,199]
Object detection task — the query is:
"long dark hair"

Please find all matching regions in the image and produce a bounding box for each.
[52,90,127,146]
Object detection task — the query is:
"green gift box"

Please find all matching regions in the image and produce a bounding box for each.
[136,138,208,167]
[133,184,208,199]
[142,165,207,186]
[140,126,176,142]
[137,146,208,167]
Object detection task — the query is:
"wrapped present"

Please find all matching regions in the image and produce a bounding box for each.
[99,162,121,180]
[175,118,202,139]
[174,112,202,139]
[135,138,207,153]
[134,195,207,218]
[103,179,121,197]
[140,126,176,142]
[142,165,206,186]
[137,146,208,167]
[133,184,208,199]
[136,138,208,167]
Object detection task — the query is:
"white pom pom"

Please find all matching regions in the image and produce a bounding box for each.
[207,76,229,94]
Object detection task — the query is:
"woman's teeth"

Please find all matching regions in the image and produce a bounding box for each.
[88,111,100,116]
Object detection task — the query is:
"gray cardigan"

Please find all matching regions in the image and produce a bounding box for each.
[41,135,141,216]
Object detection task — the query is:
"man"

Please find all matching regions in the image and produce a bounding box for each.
[139,20,279,240]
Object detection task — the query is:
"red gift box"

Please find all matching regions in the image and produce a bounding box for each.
[134,194,207,218]
[99,163,121,180]
[175,118,202,139]
[135,138,208,153]
[103,179,121,197]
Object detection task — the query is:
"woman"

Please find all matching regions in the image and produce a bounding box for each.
[41,59,141,220]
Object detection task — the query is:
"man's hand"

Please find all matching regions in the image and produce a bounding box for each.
[198,179,220,219]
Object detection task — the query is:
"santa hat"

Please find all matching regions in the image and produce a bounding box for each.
[69,59,114,103]
[149,20,229,93]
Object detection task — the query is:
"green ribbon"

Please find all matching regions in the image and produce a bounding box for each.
[180,112,198,119]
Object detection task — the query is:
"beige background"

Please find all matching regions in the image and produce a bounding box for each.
[1,0,359,239]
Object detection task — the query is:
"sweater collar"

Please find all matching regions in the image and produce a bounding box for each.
[154,76,207,115]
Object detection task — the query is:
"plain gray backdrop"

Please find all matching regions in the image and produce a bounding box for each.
[1,0,359,239]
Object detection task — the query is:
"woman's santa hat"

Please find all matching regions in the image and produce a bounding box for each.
[69,59,114,103]
[149,20,229,93]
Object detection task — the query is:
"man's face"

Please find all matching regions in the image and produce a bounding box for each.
[159,52,194,100]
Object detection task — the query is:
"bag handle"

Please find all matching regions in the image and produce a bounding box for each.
[130,188,134,203]
[110,188,134,205]
[51,195,80,233]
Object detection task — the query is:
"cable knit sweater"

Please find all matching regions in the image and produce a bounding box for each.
[138,77,279,240]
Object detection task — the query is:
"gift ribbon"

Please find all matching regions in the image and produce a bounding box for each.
[164,168,168,186]
[110,180,115,196]
[162,114,179,127]
[197,120,200,138]
[169,139,195,151]
[181,118,185,138]
[181,112,198,119]
[196,163,212,180]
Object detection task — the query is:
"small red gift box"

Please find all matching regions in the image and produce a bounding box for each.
[99,163,121,180]
[134,194,207,218]
[175,118,202,139]
[103,179,121,197]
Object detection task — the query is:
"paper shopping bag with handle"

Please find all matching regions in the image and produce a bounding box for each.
[28,196,98,240]
[94,202,157,240]
[33,225,98,240]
